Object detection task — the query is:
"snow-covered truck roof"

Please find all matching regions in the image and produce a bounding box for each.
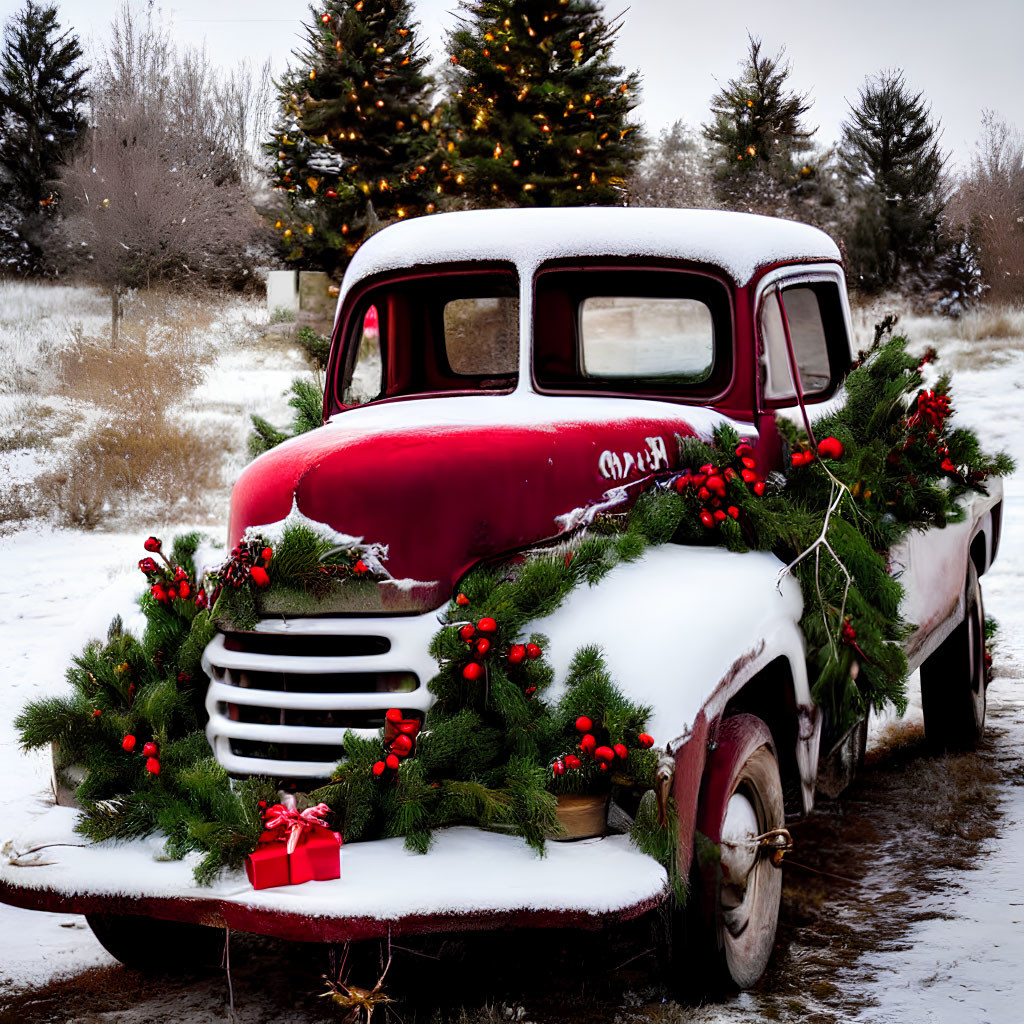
[341,207,842,293]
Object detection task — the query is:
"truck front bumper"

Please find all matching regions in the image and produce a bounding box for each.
[0,796,668,942]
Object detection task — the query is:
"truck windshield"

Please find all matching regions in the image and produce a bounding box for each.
[331,266,519,410]
[533,265,732,399]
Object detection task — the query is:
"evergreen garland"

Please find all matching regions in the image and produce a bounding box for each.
[16,334,1011,893]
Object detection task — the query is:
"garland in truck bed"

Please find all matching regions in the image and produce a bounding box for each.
[15,333,1013,890]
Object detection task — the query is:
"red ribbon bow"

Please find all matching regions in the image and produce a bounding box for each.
[263,801,332,855]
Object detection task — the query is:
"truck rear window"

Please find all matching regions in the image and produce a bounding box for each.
[533,265,731,399]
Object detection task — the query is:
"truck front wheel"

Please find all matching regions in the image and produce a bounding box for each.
[685,713,785,990]
[920,561,986,751]
[86,913,225,971]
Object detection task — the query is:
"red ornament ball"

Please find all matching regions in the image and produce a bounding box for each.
[122,734,137,752]
[817,436,844,460]
[594,745,615,763]
[144,536,162,553]
[613,743,628,760]
[321,12,330,22]
[385,753,400,770]
[477,617,497,633]
[250,566,270,588]
[638,732,654,749]
[462,661,484,681]
[525,643,542,659]
[507,644,526,664]
[458,624,475,642]
[476,638,491,657]
[262,546,273,561]
[580,733,597,754]
[456,592,470,606]
[145,757,161,775]
[372,760,386,776]
[575,716,593,734]
[142,741,158,757]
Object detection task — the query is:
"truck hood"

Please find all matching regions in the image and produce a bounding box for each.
[229,394,752,613]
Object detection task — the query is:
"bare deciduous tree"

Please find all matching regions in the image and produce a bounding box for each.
[56,2,266,341]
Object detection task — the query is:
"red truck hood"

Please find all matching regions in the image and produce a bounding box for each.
[229,394,749,612]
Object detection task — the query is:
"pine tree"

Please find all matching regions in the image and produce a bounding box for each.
[702,35,815,192]
[0,0,87,272]
[840,69,948,291]
[267,0,439,272]
[442,0,643,207]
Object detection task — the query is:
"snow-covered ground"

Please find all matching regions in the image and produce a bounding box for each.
[1,287,1023,1017]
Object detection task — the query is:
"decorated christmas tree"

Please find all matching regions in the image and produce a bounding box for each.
[267,0,440,271]
[442,0,643,206]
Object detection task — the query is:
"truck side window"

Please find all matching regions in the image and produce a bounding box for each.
[760,285,833,401]
[343,305,382,406]
[580,297,714,381]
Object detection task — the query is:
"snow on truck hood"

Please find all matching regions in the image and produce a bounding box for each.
[229,393,754,612]
[340,207,842,300]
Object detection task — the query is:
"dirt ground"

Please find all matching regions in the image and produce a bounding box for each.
[1,689,1015,1024]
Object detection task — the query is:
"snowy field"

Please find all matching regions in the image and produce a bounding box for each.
[1,284,1023,1020]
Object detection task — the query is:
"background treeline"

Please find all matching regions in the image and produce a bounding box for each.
[1,0,1021,314]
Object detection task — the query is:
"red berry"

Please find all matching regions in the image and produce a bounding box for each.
[262,547,273,561]
[700,509,715,529]
[817,436,844,460]
[321,12,330,22]
[174,566,188,581]
[385,708,402,723]
[178,581,191,599]
[385,753,400,770]
[741,468,757,483]
[142,741,158,757]
[713,509,727,523]
[699,463,714,474]
[145,757,160,775]
[195,590,208,609]
[462,662,483,681]
[143,537,162,553]
[638,733,654,749]
[477,617,497,633]
[525,643,542,659]
[353,560,368,574]
[552,760,565,776]
[151,584,167,602]
[92,709,102,717]
[698,486,711,501]
[372,760,386,776]
[706,474,726,498]
[525,686,536,698]
[691,472,706,488]
[138,557,157,574]
[122,734,136,752]
[735,443,754,459]
[741,456,756,470]
[727,505,739,519]
[564,754,581,770]
[475,638,491,657]
[456,592,470,606]
[580,733,597,754]
[250,566,270,588]
[595,745,615,763]
[390,733,413,755]
[575,716,593,734]
[458,624,475,642]
[167,588,178,601]
[507,644,526,664]
[613,743,628,760]
[753,481,766,496]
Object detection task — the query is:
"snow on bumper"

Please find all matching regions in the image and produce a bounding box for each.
[0,796,668,940]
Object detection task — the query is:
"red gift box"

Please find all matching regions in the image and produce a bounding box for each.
[245,801,342,890]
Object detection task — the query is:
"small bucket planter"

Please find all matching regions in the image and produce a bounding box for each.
[550,793,609,841]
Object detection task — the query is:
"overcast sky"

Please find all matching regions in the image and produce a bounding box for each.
[3,0,1022,168]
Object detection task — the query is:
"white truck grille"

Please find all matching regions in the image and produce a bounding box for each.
[201,614,439,779]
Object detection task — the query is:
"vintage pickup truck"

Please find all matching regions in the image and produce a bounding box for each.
[0,208,1002,991]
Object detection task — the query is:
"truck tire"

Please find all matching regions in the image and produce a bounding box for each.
[685,714,785,991]
[86,913,225,971]
[920,561,986,751]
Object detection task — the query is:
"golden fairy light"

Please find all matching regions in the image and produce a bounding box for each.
[523,183,534,190]
[397,208,406,218]
[494,143,502,158]
[304,224,314,236]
